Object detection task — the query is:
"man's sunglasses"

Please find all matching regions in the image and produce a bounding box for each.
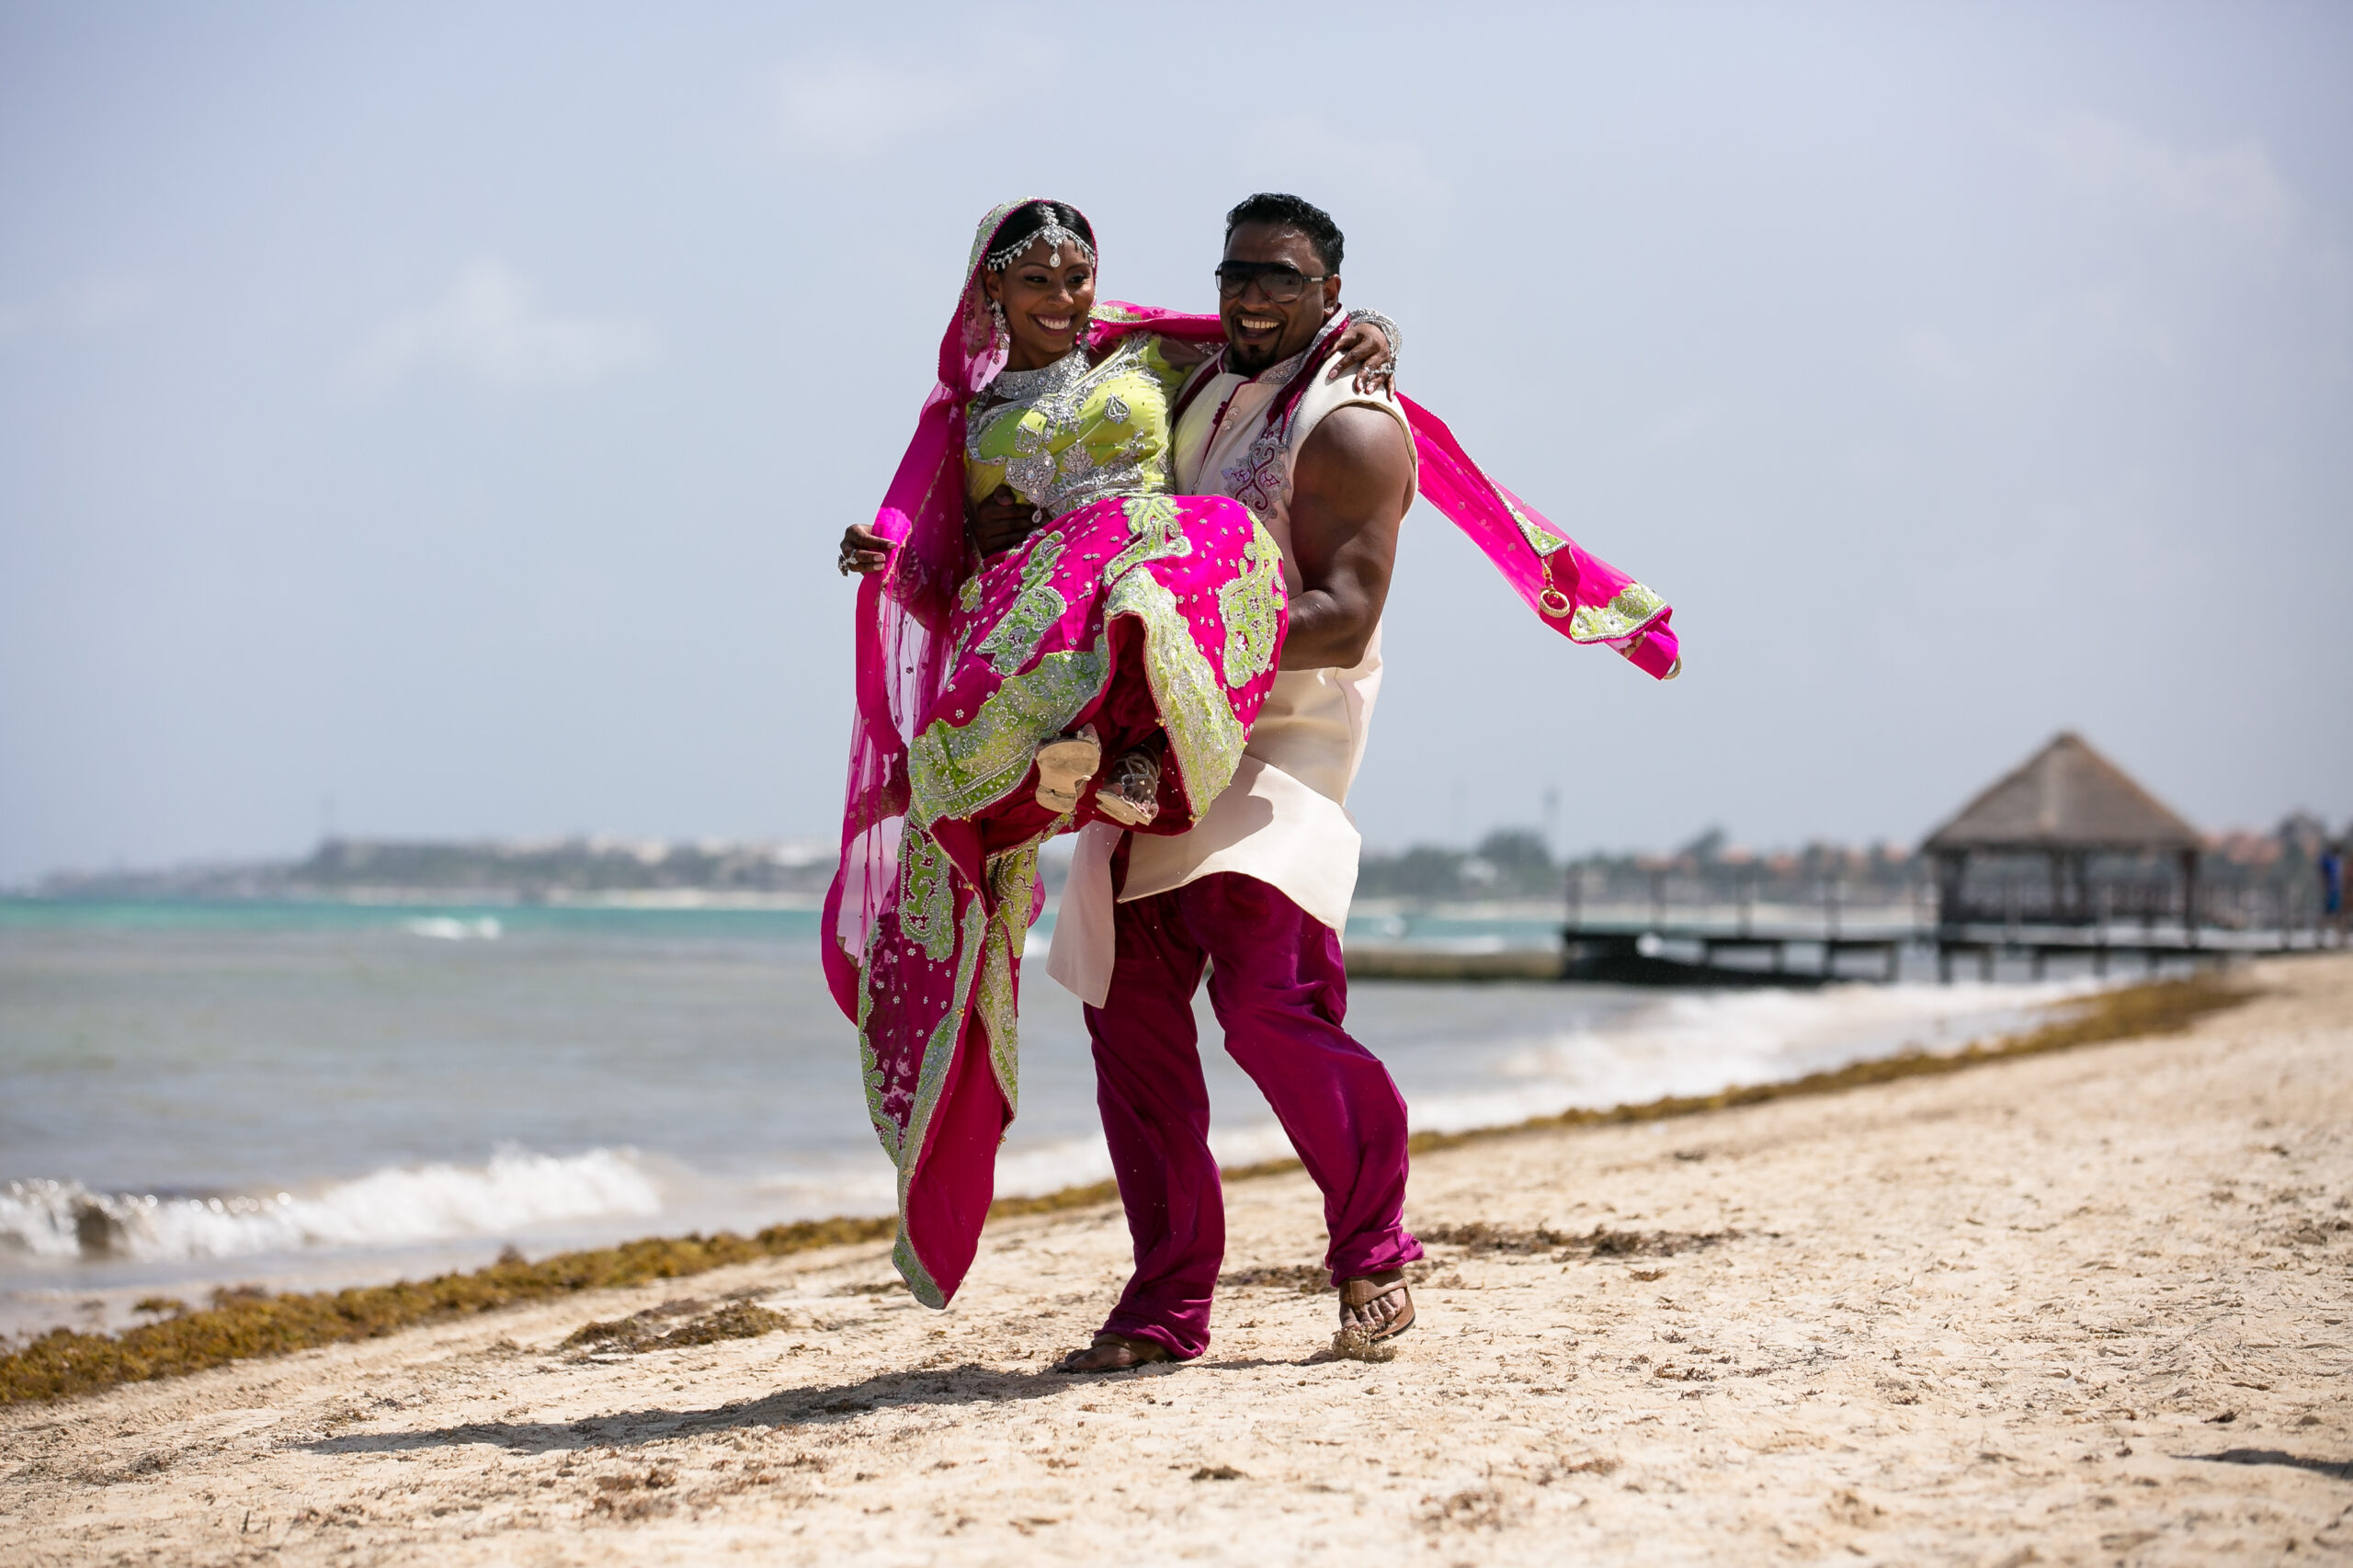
[1213,262,1330,304]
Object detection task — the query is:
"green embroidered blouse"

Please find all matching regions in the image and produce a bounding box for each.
[964,333,1195,519]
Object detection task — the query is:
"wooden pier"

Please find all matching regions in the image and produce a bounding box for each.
[1345,734,2346,986]
[1343,918,2341,986]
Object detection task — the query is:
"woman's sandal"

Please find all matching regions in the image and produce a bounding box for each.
[1093,744,1162,828]
[1337,1271,1415,1343]
[1033,726,1102,812]
[1053,1332,1174,1373]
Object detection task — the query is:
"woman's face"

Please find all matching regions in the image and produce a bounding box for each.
[983,238,1096,369]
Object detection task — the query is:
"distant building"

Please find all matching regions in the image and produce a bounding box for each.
[1922,732,2201,932]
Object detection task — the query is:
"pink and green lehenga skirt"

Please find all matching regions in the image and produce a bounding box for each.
[856,490,1286,1306]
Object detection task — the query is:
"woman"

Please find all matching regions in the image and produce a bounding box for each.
[824,199,1394,1306]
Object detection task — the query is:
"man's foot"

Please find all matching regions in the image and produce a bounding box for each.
[1033,726,1102,813]
[1093,744,1161,827]
[1053,1332,1175,1373]
[1337,1270,1415,1342]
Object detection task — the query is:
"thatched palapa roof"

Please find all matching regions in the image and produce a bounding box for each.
[1923,733,2200,855]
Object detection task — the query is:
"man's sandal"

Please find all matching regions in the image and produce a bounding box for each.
[1338,1271,1415,1343]
[1053,1332,1174,1374]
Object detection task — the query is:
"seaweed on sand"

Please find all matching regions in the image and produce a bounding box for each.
[0,1218,891,1405]
[1415,966,2256,1153]
[563,1299,799,1355]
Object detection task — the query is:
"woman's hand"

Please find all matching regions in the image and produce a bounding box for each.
[837,523,891,576]
[1327,317,1395,394]
[969,484,1042,557]
[1155,335,1219,369]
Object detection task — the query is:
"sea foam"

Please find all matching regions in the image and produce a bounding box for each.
[1407,976,2100,1133]
[0,1147,661,1266]
[404,916,503,940]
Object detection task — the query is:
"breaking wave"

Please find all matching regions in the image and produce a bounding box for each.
[1404,977,2103,1133]
[0,980,2107,1284]
[0,1147,661,1266]
[404,916,503,940]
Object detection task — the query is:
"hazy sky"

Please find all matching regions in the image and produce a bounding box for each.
[2,2,2347,883]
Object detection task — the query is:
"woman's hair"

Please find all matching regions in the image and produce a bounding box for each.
[984,200,1097,272]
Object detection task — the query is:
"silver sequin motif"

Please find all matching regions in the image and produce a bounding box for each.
[967,337,1165,522]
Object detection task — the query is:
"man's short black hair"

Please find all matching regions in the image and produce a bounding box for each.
[1223,193,1344,273]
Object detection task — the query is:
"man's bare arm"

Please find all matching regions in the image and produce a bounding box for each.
[1279,405,1414,669]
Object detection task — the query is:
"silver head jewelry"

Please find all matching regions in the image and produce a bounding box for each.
[985,202,1096,273]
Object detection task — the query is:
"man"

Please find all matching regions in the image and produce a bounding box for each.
[1048,193,1422,1370]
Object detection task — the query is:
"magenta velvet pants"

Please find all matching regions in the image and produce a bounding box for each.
[1081,872,1422,1360]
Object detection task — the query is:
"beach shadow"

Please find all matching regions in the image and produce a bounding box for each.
[1197,1355,1328,1372]
[2182,1448,2352,1482]
[301,1357,1200,1457]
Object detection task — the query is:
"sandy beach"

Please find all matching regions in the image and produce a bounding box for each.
[4,954,2347,1565]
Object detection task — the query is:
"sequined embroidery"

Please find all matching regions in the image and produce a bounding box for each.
[882,892,989,1308]
[1508,504,1571,558]
[1217,525,1284,689]
[972,846,1036,1108]
[853,937,894,1161]
[1099,493,1193,581]
[1219,340,1314,518]
[965,335,1192,523]
[906,646,1110,826]
[1569,581,1669,643]
[1102,571,1245,814]
[1225,418,1294,520]
[895,824,955,963]
[972,531,1069,676]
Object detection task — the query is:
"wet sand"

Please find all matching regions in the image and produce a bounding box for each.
[5,955,2349,1565]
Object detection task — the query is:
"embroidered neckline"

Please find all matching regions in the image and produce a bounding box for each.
[984,347,1089,403]
[1243,345,1311,388]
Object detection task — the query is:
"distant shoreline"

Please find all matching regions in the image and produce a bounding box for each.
[2,888,830,913]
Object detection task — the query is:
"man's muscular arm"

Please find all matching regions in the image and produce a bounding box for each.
[1279,404,1414,669]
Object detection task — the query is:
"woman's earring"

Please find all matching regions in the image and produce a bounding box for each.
[988,299,1010,358]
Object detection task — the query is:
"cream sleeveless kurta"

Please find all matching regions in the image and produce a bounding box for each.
[1048,337,1416,1006]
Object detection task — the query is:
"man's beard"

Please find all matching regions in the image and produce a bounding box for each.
[1225,339,1283,374]
[1223,308,1325,375]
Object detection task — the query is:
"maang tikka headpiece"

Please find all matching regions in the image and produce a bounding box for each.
[986,202,1095,272]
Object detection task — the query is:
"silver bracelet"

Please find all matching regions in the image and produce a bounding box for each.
[1347,307,1402,377]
